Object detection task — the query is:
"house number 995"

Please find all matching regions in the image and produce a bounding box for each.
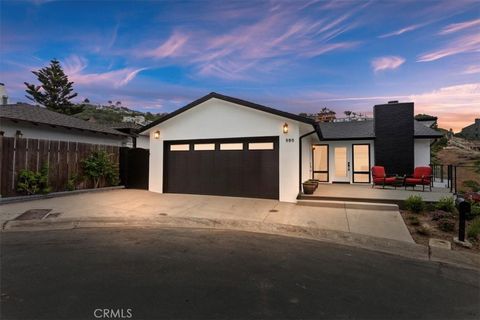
[286,138,295,143]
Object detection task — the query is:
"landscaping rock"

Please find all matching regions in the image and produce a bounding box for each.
[429,238,452,250]
[453,237,473,249]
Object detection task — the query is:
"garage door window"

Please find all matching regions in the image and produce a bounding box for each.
[220,143,243,150]
[194,143,215,151]
[170,144,190,151]
[248,142,274,150]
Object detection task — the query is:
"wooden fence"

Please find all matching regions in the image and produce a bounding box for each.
[0,136,119,197]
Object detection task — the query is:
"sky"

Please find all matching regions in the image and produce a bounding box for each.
[1,0,479,132]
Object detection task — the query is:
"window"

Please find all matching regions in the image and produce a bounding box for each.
[352,144,370,183]
[194,143,215,151]
[220,143,243,150]
[170,144,190,151]
[248,142,274,150]
[312,145,328,182]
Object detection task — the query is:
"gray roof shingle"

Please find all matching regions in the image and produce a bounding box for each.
[317,119,443,140]
[0,104,126,136]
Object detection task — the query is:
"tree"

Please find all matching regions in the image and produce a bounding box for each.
[83,98,90,104]
[24,59,82,115]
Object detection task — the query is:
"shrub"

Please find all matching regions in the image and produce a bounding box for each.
[66,174,82,191]
[17,165,51,195]
[466,203,480,221]
[437,218,455,232]
[467,217,480,240]
[431,210,454,221]
[435,196,455,213]
[407,215,420,226]
[463,180,480,192]
[81,150,119,188]
[404,195,425,213]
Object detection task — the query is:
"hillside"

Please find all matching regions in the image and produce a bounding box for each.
[73,104,167,124]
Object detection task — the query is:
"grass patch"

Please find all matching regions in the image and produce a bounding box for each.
[435,196,455,213]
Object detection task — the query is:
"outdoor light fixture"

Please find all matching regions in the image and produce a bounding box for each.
[15,130,23,138]
[154,130,160,139]
[283,123,289,134]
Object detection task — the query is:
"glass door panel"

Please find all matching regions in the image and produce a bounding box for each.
[352,144,370,183]
[334,146,349,182]
[313,145,328,182]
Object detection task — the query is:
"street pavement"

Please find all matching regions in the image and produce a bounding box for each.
[1,227,479,320]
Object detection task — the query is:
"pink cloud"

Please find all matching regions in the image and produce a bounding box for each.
[63,55,146,88]
[143,32,189,59]
[463,65,480,74]
[439,18,480,35]
[417,32,480,62]
[378,23,425,38]
[371,56,405,72]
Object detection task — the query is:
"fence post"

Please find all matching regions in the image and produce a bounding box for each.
[454,165,457,194]
[448,165,452,192]
[440,165,444,183]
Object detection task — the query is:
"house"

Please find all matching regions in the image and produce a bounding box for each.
[0,103,128,146]
[0,83,8,105]
[140,92,442,203]
[460,119,480,140]
[107,122,150,149]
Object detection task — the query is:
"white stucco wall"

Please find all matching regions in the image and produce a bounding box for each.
[1,119,125,146]
[144,98,314,202]
[136,135,150,149]
[414,139,431,167]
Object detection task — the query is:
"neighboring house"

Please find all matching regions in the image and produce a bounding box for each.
[460,119,480,140]
[140,92,442,203]
[0,104,127,146]
[0,83,9,105]
[107,122,150,149]
[123,115,151,126]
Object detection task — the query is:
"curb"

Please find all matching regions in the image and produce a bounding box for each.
[3,216,479,271]
[297,199,399,211]
[0,186,125,205]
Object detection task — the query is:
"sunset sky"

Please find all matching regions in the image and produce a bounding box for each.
[1,0,479,131]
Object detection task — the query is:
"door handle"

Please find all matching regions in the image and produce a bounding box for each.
[348,162,350,171]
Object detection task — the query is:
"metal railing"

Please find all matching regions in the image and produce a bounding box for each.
[431,164,480,194]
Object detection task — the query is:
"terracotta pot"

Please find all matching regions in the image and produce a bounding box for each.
[303,183,316,195]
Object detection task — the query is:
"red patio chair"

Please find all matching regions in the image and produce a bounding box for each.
[405,166,432,191]
[371,166,397,189]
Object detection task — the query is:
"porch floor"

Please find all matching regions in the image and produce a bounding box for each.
[299,183,453,205]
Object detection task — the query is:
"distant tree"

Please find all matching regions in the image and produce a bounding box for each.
[83,98,90,104]
[108,100,113,105]
[344,110,352,117]
[115,101,122,107]
[24,59,82,115]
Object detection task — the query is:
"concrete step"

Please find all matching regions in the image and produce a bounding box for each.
[297,199,399,211]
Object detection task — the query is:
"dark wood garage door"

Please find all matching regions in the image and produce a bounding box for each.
[164,137,279,199]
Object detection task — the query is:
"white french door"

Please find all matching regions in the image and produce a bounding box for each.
[333,146,351,182]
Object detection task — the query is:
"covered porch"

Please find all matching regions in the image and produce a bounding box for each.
[299,183,453,205]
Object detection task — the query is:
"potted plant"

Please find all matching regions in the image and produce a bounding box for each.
[302,180,317,194]
[308,179,320,190]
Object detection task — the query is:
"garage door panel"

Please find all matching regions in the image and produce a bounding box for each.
[164,137,279,199]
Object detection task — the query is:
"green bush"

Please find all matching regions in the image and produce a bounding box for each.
[467,217,480,240]
[66,174,82,191]
[17,165,51,195]
[466,203,480,221]
[437,218,455,232]
[81,150,119,188]
[404,195,425,213]
[435,196,455,213]
[462,180,480,192]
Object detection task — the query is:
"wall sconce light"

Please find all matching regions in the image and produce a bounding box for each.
[154,130,160,139]
[15,130,23,138]
[283,123,289,134]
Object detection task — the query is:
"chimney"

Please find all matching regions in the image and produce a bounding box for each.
[374,101,414,176]
[388,100,399,104]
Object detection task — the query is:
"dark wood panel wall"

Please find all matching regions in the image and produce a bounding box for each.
[0,137,119,197]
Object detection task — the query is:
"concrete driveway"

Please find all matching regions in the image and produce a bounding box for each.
[0,189,413,242]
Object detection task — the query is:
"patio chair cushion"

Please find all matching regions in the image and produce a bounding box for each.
[371,166,386,178]
[405,178,426,185]
[373,177,396,184]
[412,166,432,179]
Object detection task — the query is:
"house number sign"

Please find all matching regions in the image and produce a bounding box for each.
[286,138,295,143]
